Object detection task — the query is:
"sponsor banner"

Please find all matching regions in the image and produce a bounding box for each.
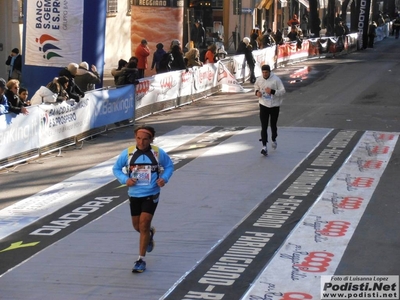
[90,85,135,128]
[321,275,399,299]
[253,46,276,76]
[319,38,330,54]
[179,68,195,97]
[38,99,92,147]
[218,62,244,93]
[241,131,398,300]
[234,54,249,80]
[25,1,83,66]
[356,0,371,49]
[347,33,358,52]
[0,106,40,160]
[135,73,179,110]
[277,41,309,64]
[1,87,135,162]
[195,63,217,91]
[308,38,320,56]
[376,23,390,41]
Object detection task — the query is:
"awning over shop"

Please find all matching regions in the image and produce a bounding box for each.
[297,0,309,8]
[256,0,273,10]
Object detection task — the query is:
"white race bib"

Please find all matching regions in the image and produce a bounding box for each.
[132,166,152,186]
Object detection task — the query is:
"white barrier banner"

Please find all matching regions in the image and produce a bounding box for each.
[230,46,276,83]
[0,107,41,160]
[217,62,244,93]
[38,98,92,147]
[194,63,217,92]
[25,1,83,66]
[179,68,195,97]
[135,73,178,110]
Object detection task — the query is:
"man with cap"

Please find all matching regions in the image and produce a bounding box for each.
[5,48,22,81]
[74,61,101,92]
[113,125,174,273]
[0,78,10,115]
[190,19,206,49]
[254,64,286,156]
[135,39,150,79]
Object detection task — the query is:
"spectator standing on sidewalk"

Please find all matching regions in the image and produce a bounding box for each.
[368,21,377,48]
[112,125,174,273]
[151,43,166,74]
[254,64,286,156]
[236,37,256,83]
[170,44,187,71]
[5,48,22,81]
[111,59,128,85]
[190,20,205,49]
[135,39,150,78]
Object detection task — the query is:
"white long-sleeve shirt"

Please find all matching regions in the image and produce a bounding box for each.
[254,72,286,108]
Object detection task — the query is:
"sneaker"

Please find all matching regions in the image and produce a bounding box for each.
[261,146,268,156]
[147,227,156,253]
[132,259,146,273]
[272,141,277,150]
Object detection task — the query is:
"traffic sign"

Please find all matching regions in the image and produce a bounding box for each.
[241,7,253,14]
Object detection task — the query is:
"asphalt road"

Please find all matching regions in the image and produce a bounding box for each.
[1,37,399,208]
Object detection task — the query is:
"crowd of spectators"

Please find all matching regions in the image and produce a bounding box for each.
[4,13,396,117]
[2,45,102,116]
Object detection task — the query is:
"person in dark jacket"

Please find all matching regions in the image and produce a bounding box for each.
[46,76,70,102]
[261,29,276,48]
[151,43,167,74]
[5,79,29,115]
[236,37,256,83]
[116,60,140,85]
[5,48,22,81]
[59,63,85,102]
[74,61,101,92]
[170,44,187,71]
[111,59,128,85]
[190,20,206,49]
[367,21,377,48]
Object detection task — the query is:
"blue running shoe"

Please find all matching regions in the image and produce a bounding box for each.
[147,227,156,253]
[132,259,146,273]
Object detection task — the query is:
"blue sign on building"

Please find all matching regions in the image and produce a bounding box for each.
[241,8,253,14]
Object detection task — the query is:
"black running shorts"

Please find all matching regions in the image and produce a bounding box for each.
[129,193,160,216]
